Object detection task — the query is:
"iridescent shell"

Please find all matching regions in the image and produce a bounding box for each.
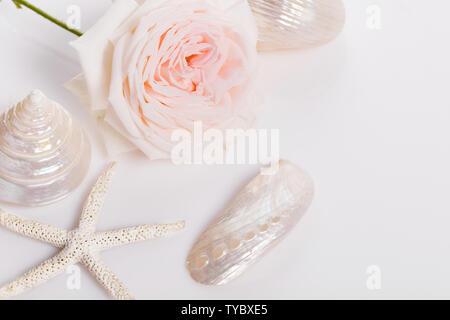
[0,90,91,206]
[186,160,314,285]
[249,0,346,51]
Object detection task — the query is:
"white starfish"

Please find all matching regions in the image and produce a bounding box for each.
[0,162,185,300]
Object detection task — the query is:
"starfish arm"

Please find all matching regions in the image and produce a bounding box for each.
[79,162,116,231]
[95,221,186,249]
[0,209,68,247]
[0,249,77,299]
[81,253,134,300]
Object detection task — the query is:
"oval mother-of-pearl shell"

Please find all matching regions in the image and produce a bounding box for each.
[249,0,346,51]
[0,90,91,206]
[186,160,314,285]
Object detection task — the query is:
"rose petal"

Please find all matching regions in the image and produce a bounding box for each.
[108,33,143,138]
[105,107,170,160]
[64,73,93,113]
[70,0,138,112]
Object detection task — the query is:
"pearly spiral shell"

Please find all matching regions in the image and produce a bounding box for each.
[0,90,91,206]
[186,160,314,285]
[249,0,346,51]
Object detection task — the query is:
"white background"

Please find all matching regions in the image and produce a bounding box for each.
[0,0,449,299]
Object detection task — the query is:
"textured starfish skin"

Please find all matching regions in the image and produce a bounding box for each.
[0,162,185,300]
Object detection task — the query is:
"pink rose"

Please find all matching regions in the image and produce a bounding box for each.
[66,0,258,160]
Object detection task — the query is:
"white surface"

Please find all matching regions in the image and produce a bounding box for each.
[0,0,449,300]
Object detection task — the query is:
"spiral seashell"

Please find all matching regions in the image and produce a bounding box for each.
[0,90,91,206]
[249,0,346,51]
[186,160,314,285]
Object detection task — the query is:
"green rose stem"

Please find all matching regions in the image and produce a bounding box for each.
[9,0,83,36]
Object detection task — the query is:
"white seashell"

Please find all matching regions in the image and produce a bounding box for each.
[186,160,314,285]
[249,0,346,51]
[0,90,91,206]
